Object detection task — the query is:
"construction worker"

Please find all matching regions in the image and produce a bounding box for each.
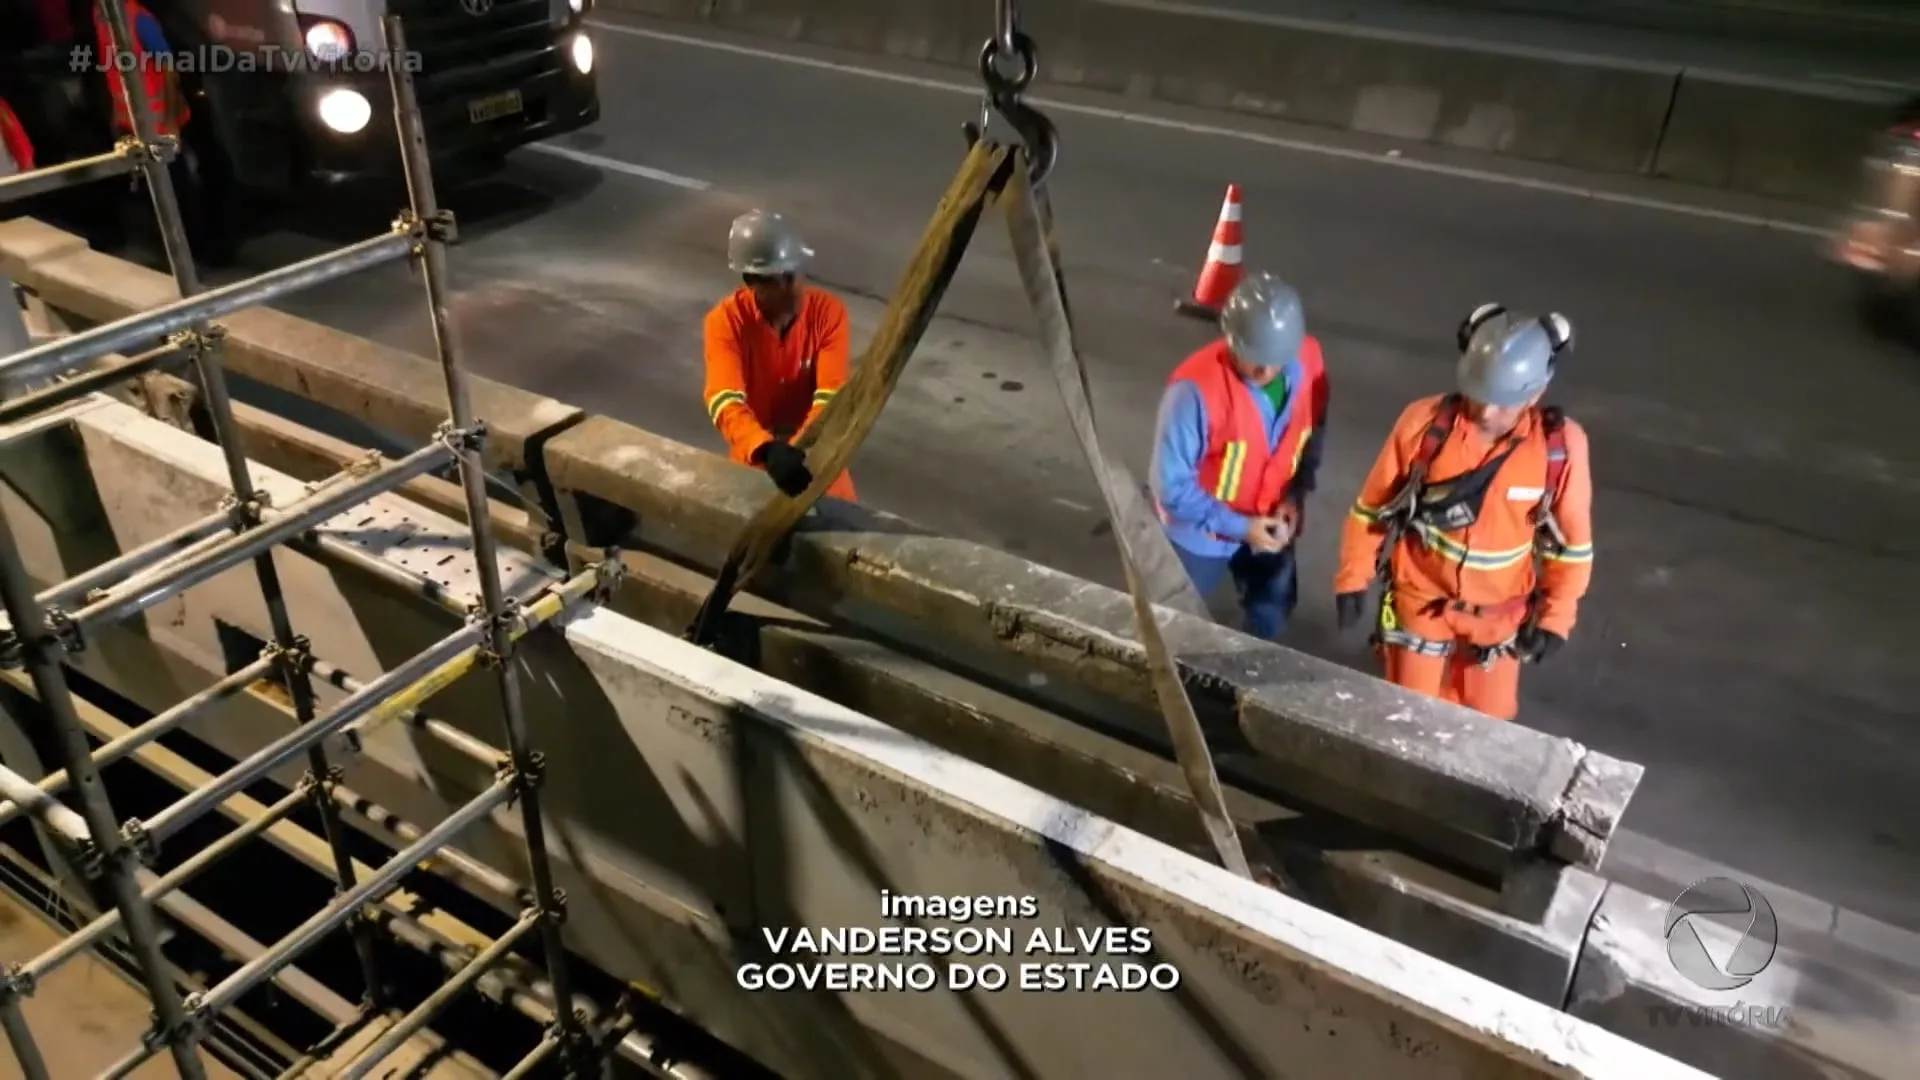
[1151,272,1327,640]
[92,0,237,264]
[0,96,32,177]
[1332,304,1593,721]
[702,210,856,501]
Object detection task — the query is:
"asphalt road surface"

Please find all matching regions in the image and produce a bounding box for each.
[179,15,1919,932]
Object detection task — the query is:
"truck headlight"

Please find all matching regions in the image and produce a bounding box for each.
[570,34,593,75]
[569,0,584,13]
[303,19,353,62]
[318,89,372,134]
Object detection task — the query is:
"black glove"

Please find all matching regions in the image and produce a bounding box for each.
[1516,626,1565,664]
[756,439,813,498]
[1335,591,1367,632]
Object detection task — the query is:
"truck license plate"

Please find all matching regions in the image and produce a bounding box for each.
[467,90,524,124]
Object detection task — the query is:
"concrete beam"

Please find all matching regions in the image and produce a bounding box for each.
[33,406,1698,1079]
[0,220,1642,878]
[26,395,1901,1080]
[214,386,1604,1010]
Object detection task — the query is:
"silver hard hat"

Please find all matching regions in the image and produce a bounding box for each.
[1219,272,1306,369]
[727,209,813,277]
[1455,303,1572,407]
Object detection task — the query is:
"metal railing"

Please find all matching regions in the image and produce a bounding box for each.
[0,9,605,1076]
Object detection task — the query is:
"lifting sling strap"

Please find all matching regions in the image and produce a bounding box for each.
[1370,393,1571,658]
[684,140,1014,646]
[685,3,1270,888]
[1000,150,1267,886]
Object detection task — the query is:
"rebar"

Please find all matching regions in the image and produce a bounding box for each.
[384,13,593,1067]
[191,775,515,1018]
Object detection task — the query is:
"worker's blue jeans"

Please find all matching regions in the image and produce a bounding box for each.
[1172,543,1298,641]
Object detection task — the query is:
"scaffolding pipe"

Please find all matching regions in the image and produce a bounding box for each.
[0,344,189,431]
[499,1029,560,1080]
[21,786,309,984]
[192,775,515,1018]
[329,781,521,903]
[0,760,90,843]
[308,656,506,770]
[0,988,51,1080]
[0,146,138,204]
[383,15,591,1065]
[0,655,278,830]
[0,503,207,1080]
[0,232,413,391]
[64,441,454,638]
[35,505,230,613]
[137,620,485,843]
[339,907,544,1080]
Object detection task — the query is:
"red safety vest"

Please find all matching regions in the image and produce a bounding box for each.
[1164,336,1326,519]
[0,100,32,174]
[94,0,189,136]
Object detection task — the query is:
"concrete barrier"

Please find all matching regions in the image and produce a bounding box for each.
[0,218,1643,879]
[1653,69,1894,205]
[602,0,1900,206]
[14,394,1906,1078]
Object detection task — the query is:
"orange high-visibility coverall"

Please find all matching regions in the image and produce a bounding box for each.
[1334,395,1594,720]
[701,286,856,501]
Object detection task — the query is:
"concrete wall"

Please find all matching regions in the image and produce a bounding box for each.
[0,395,1711,1080]
[600,0,1901,207]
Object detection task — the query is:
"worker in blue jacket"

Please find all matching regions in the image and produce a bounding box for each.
[1149,273,1328,640]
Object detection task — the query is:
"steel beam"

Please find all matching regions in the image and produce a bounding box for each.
[0,146,138,205]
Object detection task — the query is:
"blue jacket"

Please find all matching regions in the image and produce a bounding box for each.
[1150,360,1323,559]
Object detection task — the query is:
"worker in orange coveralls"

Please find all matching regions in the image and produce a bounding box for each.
[701,209,856,501]
[1332,304,1593,721]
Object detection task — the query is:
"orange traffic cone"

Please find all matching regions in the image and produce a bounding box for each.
[1174,184,1244,321]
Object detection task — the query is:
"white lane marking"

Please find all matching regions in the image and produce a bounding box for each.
[1051,497,1093,511]
[590,20,1830,238]
[526,141,712,189]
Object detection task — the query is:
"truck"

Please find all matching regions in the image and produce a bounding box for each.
[1839,94,1920,343]
[0,0,600,261]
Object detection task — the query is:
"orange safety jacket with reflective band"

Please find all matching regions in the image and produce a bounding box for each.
[94,0,189,137]
[1334,393,1594,637]
[1162,337,1326,527]
[700,286,850,465]
[0,100,32,173]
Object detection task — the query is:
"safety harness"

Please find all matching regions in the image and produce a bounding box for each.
[1368,393,1570,667]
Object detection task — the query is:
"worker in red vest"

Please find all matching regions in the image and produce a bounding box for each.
[1332,304,1593,721]
[94,0,189,139]
[0,98,34,177]
[90,0,239,264]
[1150,272,1329,640]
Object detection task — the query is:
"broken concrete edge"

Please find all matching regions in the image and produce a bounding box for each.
[58,396,1910,1080]
[0,218,1640,871]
